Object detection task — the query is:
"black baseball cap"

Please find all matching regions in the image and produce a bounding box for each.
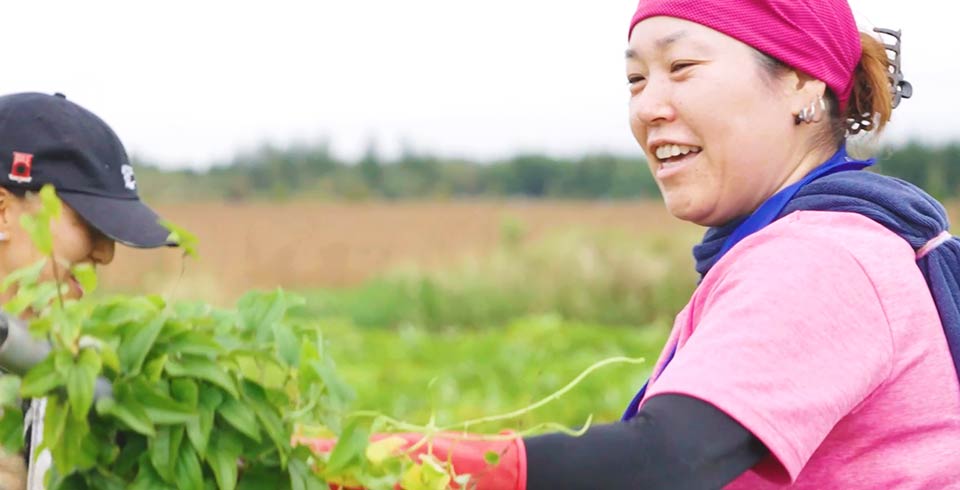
[0,92,174,248]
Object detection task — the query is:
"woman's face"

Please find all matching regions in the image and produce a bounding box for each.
[0,190,115,302]
[627,17,819,226]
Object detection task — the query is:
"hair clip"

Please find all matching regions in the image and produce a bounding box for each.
[873,27,913,108]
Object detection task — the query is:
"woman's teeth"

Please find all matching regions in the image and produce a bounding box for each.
[655,144,701,163]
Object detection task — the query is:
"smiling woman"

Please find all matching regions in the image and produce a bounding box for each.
[0,92,175,489]
[300,0,959,489]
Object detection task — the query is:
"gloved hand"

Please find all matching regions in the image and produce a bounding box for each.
[295,431,526,490]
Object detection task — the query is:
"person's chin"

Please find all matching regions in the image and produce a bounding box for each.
[663,193,709,225]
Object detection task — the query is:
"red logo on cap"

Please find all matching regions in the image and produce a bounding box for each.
[9,152,33,183]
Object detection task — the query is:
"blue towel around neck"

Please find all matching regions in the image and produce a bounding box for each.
[622,146,960,421]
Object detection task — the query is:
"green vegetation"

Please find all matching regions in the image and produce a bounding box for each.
[1,187,671,489]
[319,315,666,431]
[296,227,699,330]
[134,141,960,201]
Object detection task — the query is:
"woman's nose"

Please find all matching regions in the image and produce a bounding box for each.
[631,80,676,126]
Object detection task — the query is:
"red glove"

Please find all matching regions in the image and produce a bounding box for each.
[295,431,526,490]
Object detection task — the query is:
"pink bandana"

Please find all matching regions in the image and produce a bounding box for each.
[629,0,861,110]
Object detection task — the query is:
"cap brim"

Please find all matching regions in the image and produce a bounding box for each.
[58,192,177,249]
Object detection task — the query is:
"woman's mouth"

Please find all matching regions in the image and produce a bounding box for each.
[67,274,84,299]
[653,144,702,178]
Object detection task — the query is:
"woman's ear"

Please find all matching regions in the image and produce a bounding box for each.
[0,188,17,237]
[785,69,828,112]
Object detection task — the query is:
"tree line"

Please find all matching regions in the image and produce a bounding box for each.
[133,140,960,201]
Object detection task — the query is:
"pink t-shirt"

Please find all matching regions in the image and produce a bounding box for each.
[641,210,960,489]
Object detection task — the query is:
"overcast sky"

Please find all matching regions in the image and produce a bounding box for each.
[1,1,954,168]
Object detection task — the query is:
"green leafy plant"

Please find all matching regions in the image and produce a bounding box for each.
[0,185,644,489]
[0,186,339,488]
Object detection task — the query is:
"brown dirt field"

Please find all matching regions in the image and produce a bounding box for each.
[100,200,698,301]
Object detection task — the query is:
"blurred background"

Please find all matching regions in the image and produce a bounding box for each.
[1,1,956,429]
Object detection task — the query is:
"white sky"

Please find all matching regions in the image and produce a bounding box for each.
[1,1,955,169]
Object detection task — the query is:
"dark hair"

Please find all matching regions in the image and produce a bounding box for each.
[1,186,29,198]
[755,32,895,149]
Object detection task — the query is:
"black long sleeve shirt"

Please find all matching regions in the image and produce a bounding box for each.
[524,394,769,489]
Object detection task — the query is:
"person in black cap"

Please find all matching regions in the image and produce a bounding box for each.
[0,92,175,488]
[0,92,174,301]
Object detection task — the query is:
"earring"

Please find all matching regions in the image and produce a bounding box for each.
[795,95,826,125]
[809,96,826,123]
[0,232,8,242]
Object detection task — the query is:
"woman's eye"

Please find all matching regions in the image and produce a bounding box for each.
[627,75,645,84]
[671,61,695,73]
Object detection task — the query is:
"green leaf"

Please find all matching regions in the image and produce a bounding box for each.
[163,331,223,358]
[149,426,184,483]
[143,354,168,383]
[39,184,62,219]
[27,315,52,337]
[53,349,73,378]
[174,442,204,490]
[208,430,243,490]
[38,397,97,475]
[85,296,160,335]
[71,262,98,295]
[1,258,46,292]
[20,212,52,256]
[55,418,97,474]
[237,289,286,337]
[288,456,319,490]
[170,378,199,407]
[218,397,261,442]
[118,315,165,375]
[29,282,62,315]
[129,460,176,490]
[312,356,355,409]
[65,348,101,420]
[240,382,287,458]
[129,379,196,425]
[325,418,369,474]
[113,434,146,477]
[274,322,299,367]
[185,386,222,456]
[483,450,500,466]
[165,357,238,399]
[40,398,68,450]
[0,406,24,453]
[95,397,155,437]
[401,455,451,490]
[20,356,64,398]
[99,341,121,373]
[160,220,199,258]
[2,292,32,316]
[0,376,21,407]
[291,445,328,490]
[365,435,408,465]
[83,469,128,490]
[236,465,282,490]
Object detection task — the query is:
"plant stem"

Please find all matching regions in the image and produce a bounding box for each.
[50,254,64,309]
[441,356,644,430]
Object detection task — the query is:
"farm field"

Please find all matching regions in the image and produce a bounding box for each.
[95,200,696,429]
[94,198,960,427]
[99,200,702,301]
